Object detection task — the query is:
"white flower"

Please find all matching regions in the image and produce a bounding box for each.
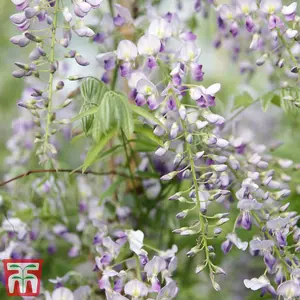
[63,7,72,23]
[148,18,172,39]
[250,239,274,252]
[281,2,297,16]
[278,159,293,168]
[124,279,148,298]
[144,256,166,277]
[236,0,257,15]
[237,199,263,210]
[190,83,221,99]
[46,287,74,300]
[260,0,282,14]
[137,34,161,56]
[219,4,236,20]
[266,217,290,230]
[126,230,144,255]
[227,233,248,250]
[116,40,138,61]
[136,79,157,96]
[179,42,201,63]
[285,29,298,39]
[114,4,133,23]
[277,280,300,298]
[128,71,147,89]
[2,217,27,239]
[244,275,270,290]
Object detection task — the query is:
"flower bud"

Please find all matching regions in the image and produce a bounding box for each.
[256,53,269,66]
[216,217,230,226]
[62,98,72,108]
[195,264,206,274]
[176,209,188,219]
[291,66,299,73]
[12,69,26,78]
[214,227,222,235]
[24,32,41,43]
[160,171,178,181]
[56,81,65,90]
[173,153,183,166]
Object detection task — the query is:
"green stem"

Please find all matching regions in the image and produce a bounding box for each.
[43,0,59,159]
[174,97,212,271]
[277,29,298,67]
[135,255,142,280]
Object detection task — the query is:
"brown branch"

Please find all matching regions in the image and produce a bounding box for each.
[0,169,135,187]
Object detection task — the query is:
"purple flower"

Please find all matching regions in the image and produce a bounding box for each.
[268,15,284,30]
[93,32,107,44]
[245,15,255,32]
[221,239,233,254]
[190,63,204,81]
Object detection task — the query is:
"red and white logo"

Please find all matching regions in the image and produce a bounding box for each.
[2,259,43,297]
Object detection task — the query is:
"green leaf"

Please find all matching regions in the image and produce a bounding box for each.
[80,77,108,105]
[233,91,253,111]
[280,87,300,117]
[79,103,97,133]
[82,128,117,172]
[92,91,133,142]
[131,105,166,129]
[260,91,280,112]
[98,144,124,161]
[78,77,109,134]
[71,105,98,123]
[134,124,164,147]
[71,132,85,144]
[134,138,158,152]
[25,275,35,279]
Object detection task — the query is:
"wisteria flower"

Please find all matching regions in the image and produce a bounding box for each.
[148,18,172,39]
[124,279,148,298]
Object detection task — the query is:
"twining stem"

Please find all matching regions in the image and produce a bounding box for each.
[0,169,139,187]
[43,0,59,157]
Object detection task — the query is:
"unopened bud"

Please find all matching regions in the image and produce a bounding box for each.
[256,53,268,66]
[195,264,206,274]
[25,32,41,42]
[62,98,72,107]
[291,66,299,73]
[176,209,189,219]
[50,113,56,122]
[216,217,230,226]
[277,58,285,68]
[56,81,64,90]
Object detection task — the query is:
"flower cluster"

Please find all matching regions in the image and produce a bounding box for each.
[213,0,299,87]
[10,0,103,164]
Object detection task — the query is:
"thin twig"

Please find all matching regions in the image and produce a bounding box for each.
[0,169,136,187]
